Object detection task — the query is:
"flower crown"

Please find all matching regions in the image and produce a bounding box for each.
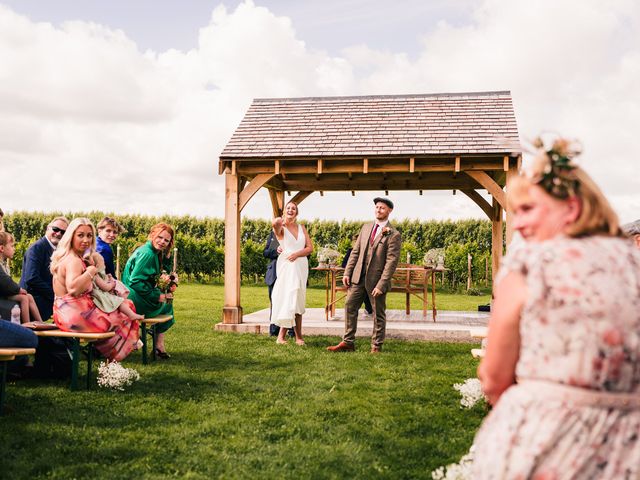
[530,136,582,199]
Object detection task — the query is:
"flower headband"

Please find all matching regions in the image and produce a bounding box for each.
[530,136,582,199]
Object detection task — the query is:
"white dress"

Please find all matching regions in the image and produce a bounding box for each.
[271,224,308,328]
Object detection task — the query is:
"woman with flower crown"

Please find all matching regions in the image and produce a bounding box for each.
[472,137,640,478]
[50,218,140,362]
[270,201,313,345]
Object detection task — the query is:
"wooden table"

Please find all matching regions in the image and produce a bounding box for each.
[312,266,345,320]
[392,266,447,321]
[35,330,115,390]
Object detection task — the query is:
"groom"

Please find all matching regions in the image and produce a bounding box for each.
[328,197,401,353]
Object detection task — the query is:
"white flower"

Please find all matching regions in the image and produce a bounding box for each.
[453,378,485,409]
[431,445,475,480]
[97,361,140,391]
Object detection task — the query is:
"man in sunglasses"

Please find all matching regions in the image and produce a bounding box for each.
[20,216,69,320]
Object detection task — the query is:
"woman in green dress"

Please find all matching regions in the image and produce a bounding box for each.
[122,223,177,359]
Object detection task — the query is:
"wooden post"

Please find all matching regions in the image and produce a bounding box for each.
[467,253,472,291]
[491,197,504,283]
[222,172,243,324]
[172,247,178,273]
[485,257,489,287]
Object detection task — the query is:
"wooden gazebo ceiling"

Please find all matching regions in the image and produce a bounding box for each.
[219,91,521,193]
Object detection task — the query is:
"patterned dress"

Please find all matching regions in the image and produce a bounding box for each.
[472,236,640,479]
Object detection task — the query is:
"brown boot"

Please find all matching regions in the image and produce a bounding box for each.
[327,341,355,352]
[370,345,382,354]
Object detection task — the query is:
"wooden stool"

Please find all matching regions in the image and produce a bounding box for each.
[35,330,115,390]
[139,315,173,364]
[471,348,486,359]
[0,347,36,415]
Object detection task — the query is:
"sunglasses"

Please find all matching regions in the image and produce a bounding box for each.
[50,226,66,235]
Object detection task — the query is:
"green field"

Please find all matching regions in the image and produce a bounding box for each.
[1,284,487,479]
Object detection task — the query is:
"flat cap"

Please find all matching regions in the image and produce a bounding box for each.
[373,197,394,209]
[623,220,640,236]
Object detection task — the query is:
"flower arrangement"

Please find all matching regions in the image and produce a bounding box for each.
[530,135,582,199]
[431,446,475,480]
[453,378,486,409]
[157,270,178,303]
[317,245,341,267]
[381,226,392,237]
[423,248,445,268]
[97,361,140,391]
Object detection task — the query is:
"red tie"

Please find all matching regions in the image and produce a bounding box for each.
[369,224,379,246]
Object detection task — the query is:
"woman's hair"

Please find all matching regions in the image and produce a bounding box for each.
[509,138,622,238]
[0,231,14,247]
[50,218,96,275]
[97,216,125,234]
[148,223,175,253]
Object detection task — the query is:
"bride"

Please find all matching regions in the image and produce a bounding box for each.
[270,201,313,345]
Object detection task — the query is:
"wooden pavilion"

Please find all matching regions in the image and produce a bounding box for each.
[217,91,521,330]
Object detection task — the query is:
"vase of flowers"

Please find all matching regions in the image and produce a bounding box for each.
[423,248,445,268]
[317,245,341,268]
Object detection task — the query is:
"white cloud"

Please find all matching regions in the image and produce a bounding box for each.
[0,0,638,224]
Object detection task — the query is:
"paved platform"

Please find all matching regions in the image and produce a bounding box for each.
[218,308,489,343]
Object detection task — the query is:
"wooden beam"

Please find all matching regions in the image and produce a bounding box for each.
[231,160,237,176]
[290,191,313,205]
[238,173,274,212]
[268,189,283,217]
[317,159,323,175]
[363,158,368,174]
[455,156,461,173]
[320,191,324,197]
[461,189,493,219]
[351,191,355,196]
[409,157,415,173]
[274,160,280,175]
[465,170,506,209]
[222,173,242,324]
[503,155,509,172]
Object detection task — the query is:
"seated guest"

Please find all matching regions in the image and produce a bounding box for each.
[96,216,125,278]
[0,232,44,323]
[472,136,640,477]
[623,219,640,249]
[50,218,140,362]
[20,216,69,320]
[122,223,177,359]
[0,319,38,379]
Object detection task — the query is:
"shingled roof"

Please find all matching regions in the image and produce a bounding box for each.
[220,91,520,160]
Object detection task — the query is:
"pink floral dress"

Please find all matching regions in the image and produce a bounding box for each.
[472,236,640,479]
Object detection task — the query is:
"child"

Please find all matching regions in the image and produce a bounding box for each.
[0,231,44,323]
[87,251,144,321]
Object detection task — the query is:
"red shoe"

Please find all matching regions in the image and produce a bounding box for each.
[370,345,382,354]
[327,341,355,352]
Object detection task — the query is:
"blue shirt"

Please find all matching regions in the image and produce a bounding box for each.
[96,237,115,277]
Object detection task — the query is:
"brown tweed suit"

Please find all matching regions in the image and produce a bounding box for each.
[342,222,402,347]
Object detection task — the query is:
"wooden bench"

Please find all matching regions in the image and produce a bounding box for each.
[0,347,36,415]
[139,315,173,364]
[469,328,488,359]
[34,330,115,390]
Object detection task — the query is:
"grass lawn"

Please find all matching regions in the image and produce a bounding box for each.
[1,283,487,479]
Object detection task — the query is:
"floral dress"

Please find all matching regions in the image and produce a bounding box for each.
[472,236,640,479]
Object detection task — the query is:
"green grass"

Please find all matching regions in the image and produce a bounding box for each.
[1,284,487,479]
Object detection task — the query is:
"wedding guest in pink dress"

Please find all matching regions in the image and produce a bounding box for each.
[50,218,140,362]
[472,137,640,478]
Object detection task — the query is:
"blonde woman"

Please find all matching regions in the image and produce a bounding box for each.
[472,137,640,478]
[270,201,313,345]
[51,218,140,362]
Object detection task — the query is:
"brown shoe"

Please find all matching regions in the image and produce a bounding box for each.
[327,341,355,352]
[370,345,382,354]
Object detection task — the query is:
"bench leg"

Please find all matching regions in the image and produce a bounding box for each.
[70,338,80,391]
[0,362,7,416]
[86,342,93,390]
[141,322,148,365]
[151,326,157,362]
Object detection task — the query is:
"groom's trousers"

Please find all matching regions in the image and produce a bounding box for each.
[343,281,387,347]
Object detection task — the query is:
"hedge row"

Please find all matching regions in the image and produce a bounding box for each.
[4,212,498,287]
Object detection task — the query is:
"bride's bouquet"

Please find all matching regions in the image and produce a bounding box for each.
[157,270,178,303]
[97,361,140,391]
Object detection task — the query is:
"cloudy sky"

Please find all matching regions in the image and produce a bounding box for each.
[1,0,638,223]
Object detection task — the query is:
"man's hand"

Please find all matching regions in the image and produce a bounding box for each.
[342,276,350,287]
[371,287,383,297]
